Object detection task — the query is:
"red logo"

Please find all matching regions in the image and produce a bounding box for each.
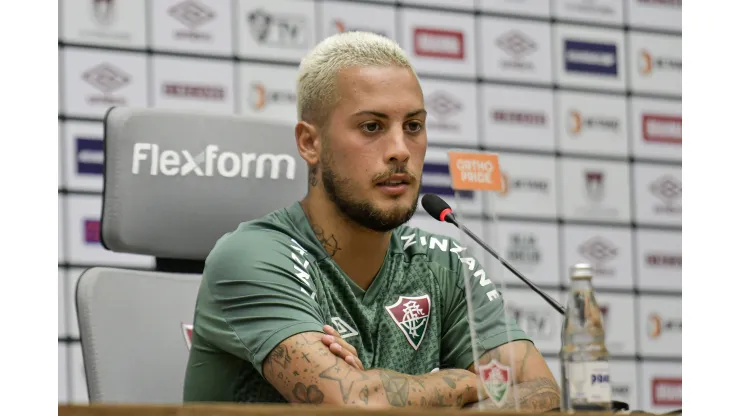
[385,295,431,350]
[643,114,682,144]
[84,219,101,244]
[413,28,464,60]
[182,323,193,350]
[652,378,681,406]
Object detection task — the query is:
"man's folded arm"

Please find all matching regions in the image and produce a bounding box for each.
[262,331,483,408]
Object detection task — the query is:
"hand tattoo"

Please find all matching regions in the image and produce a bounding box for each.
[293,382,325,404]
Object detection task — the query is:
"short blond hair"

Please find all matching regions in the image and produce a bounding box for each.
[296,31,418,126]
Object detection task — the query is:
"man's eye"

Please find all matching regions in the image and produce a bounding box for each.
[406,122,423,132]
[362,122,380,133]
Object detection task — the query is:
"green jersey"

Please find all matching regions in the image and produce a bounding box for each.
[182,201,529,403]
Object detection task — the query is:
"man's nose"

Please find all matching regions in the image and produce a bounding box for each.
[385,126,411,163]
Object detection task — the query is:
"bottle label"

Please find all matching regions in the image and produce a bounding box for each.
[566,361,612,403]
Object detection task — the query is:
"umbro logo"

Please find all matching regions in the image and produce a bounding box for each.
[331,317,359,339]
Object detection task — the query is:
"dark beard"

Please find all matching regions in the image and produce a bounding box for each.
[321,163,419,233]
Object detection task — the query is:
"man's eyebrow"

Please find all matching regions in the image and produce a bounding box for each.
[352,109,427,118]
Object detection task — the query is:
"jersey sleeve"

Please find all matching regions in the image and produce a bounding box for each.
[437,253,531,371]
[193,229,325,376]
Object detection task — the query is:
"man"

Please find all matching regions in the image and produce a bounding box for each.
[182,31,560,410]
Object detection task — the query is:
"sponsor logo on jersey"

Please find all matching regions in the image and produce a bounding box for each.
[413,28,464,60]
[247,9,309,48]
[648,313,681,338]
[181,323,194,350]
[131,143,296,179]
[76,137,105,176]
[479,360,511,407]
[162,83,225,100]
[330,317,358,339]
[385,295,431,350]
[84,219,101,244]
[652,378,681,406]
[643,114,681,144]
[564,39,618,76]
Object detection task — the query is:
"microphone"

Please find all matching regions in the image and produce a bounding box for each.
[421,194,566,316]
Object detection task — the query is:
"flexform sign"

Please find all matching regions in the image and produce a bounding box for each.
[413,27,464,60]
[643,114,682,144]
[652,378,681,407]
[564,39,618,76]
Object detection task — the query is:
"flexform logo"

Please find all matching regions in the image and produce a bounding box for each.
[648,313,682,338]
[492,110,547,126]
[569,110,620,135]
[496,30,537,70]
[248,82,296,111]
[84,219,101,244]
[76,137,105,176]
[162,83,225,100]
[82,63,130,105]
[413,28,464,60]
[652,378,681,407]
[650,175,681,214]
[425,91,462,132]
[131,143,296,180]
[91,0,116,25]
[506,233,541,266]
[643,114,682,144]
[640,50,682,75]
[168,0,215,40]
[564,39,618,76]
[248,9,308,48]
[578,237,617,276]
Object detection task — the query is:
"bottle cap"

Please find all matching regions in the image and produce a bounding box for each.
[570,263,593,280]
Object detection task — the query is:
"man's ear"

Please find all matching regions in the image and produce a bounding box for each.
[295,121,320,166]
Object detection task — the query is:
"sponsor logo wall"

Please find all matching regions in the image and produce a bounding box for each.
[59,0,681,411]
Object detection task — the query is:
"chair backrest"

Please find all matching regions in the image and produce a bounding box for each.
[76,106,308,403]
[76,268,201,403]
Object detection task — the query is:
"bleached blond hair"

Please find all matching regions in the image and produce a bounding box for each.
[296,31,419,126]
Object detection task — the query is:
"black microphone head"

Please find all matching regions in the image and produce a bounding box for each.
[421,194,454,223]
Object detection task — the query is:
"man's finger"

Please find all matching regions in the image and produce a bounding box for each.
[322,326,359,357]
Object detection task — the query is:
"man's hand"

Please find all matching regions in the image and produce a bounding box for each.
[321,325,364,370]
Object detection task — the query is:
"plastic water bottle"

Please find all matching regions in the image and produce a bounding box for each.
[559,263,612,412]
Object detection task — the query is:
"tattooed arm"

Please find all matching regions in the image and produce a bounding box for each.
[467,340,560,411]
[263,331,482,408]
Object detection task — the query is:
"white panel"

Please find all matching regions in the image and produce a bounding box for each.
[62,48,148,119]
[61,0,147,48]
[504,287,564,354]
[489,153,558,218]
[553,24,627,92]
[629,97,682,161]
[319,1,397,41]
[419,78,479,147]
[561,225,635,290]
[559,158,632,223]
[236,0,317,62]
[639,362,682,414]
[628,32,682,96]
[481,85,556,152]
[151,0,234,55]
[152,56,236,114]
[492,220,561,287]
[637,295,682,358]
[400,9,477,78]
[238,62,298,125]
[635,229,682,292]
[555,91,629,157]
[626,0,682,32]
[552,0,625,26]
[632,164,681,227]
[479,16,553,85]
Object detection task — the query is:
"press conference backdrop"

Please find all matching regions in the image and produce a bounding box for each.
[57,0,682,412]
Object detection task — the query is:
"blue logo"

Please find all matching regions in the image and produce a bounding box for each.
[421,162,473,200]
[564,39,618,76]
[76,137,104,176]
